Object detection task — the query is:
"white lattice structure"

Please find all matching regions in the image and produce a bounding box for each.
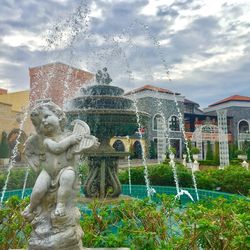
[192,124,220,160]
[217,109,230,168]
[157,117,167,163]
[192,123,230,168]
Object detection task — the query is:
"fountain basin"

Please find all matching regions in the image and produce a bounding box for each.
[67,109,149,138]
[80,84,125,96]
[70,96,133,110]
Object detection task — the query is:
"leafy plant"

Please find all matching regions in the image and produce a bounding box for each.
[0,168,37,190]
[148,140,157,159]
[235,149,244,156]
[190,147,200,155]
[214,142,220,164]
[0,196,31,249]
[206,141,213,160]
[0,131,10,158]
[1,195,249,250]
[119,163,250,195]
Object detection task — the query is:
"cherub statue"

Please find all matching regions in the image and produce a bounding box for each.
[23,101,99,219]
[95,67,112,85]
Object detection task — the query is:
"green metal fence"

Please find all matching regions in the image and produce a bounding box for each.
[0,185,240,203]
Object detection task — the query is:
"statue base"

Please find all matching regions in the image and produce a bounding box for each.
[27,189,83,250]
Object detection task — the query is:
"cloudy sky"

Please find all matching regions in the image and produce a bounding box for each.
[0,0,249,108]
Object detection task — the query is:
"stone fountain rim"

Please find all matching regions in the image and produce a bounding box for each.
[71,95,133,101]
[84,83,124,89]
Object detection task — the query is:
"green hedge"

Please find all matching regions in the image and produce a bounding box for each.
[0,168,37,191]
[119,163,193,187]
[1,163,250,196]
[119,163,250,196]
[199,160,219,166]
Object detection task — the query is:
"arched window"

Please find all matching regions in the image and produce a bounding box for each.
[153,114,164,130]
[112,140,125,152]
[133,141,142,159]
[238,120,249,133]
[169,115,180,131]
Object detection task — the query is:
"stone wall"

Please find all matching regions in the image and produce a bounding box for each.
[135,96,185,157]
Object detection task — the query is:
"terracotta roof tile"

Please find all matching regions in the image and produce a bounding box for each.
[125,85,180,95]
[209,95,250,107]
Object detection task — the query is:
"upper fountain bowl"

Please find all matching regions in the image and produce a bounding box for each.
[80,84,124,96]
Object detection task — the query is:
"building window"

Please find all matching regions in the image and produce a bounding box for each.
[153,114,164,131]
[238,120,249,133]
[133,141,142,159]
[169,115,180,131]
[112,140,125,152]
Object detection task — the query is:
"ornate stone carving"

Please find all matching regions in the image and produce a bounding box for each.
[22,101,99,250]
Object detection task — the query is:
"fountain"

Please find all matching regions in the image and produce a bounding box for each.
[66,68,150,199]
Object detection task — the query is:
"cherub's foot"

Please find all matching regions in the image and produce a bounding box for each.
[22,205,35,221]
[55,203,66,216]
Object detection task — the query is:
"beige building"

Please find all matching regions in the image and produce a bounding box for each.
[0,89,33,162]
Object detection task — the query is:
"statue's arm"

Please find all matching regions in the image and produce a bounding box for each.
[44,135,81,154]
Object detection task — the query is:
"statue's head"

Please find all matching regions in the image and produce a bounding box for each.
[31,101,67,134]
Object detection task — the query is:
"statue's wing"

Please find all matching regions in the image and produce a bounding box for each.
[24,134,43,172]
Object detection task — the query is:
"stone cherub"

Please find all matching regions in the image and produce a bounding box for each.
[95,67,112,85]
[23,101,99,219]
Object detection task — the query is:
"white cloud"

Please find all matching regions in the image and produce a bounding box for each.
[89,2,103,18]
[2,31,46,51]
[0,0,249,107]
[0,58,21,66]
[0,78,13,89]
[140,0,175,16]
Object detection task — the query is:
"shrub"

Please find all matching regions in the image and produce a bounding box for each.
[148,140,157,159]
[214,142,220,163]
[120,163,193,188]
[229,143,238,160]
[195,165,250,195]
[190,147,200,155]
[0,196,31,249]
[119,163,250,195]
[206,141,213,160]
[0,131,10,158]
[0,168,37,190]
[199,160,219,166]
[230,159,242,165]
[1,194,249,250]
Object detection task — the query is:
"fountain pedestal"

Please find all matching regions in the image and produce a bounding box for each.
[83,139,128,199]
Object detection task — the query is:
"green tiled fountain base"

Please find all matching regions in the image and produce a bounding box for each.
[1,184,238,204]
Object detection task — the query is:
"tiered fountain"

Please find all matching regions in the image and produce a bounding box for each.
[66,68,150,199]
